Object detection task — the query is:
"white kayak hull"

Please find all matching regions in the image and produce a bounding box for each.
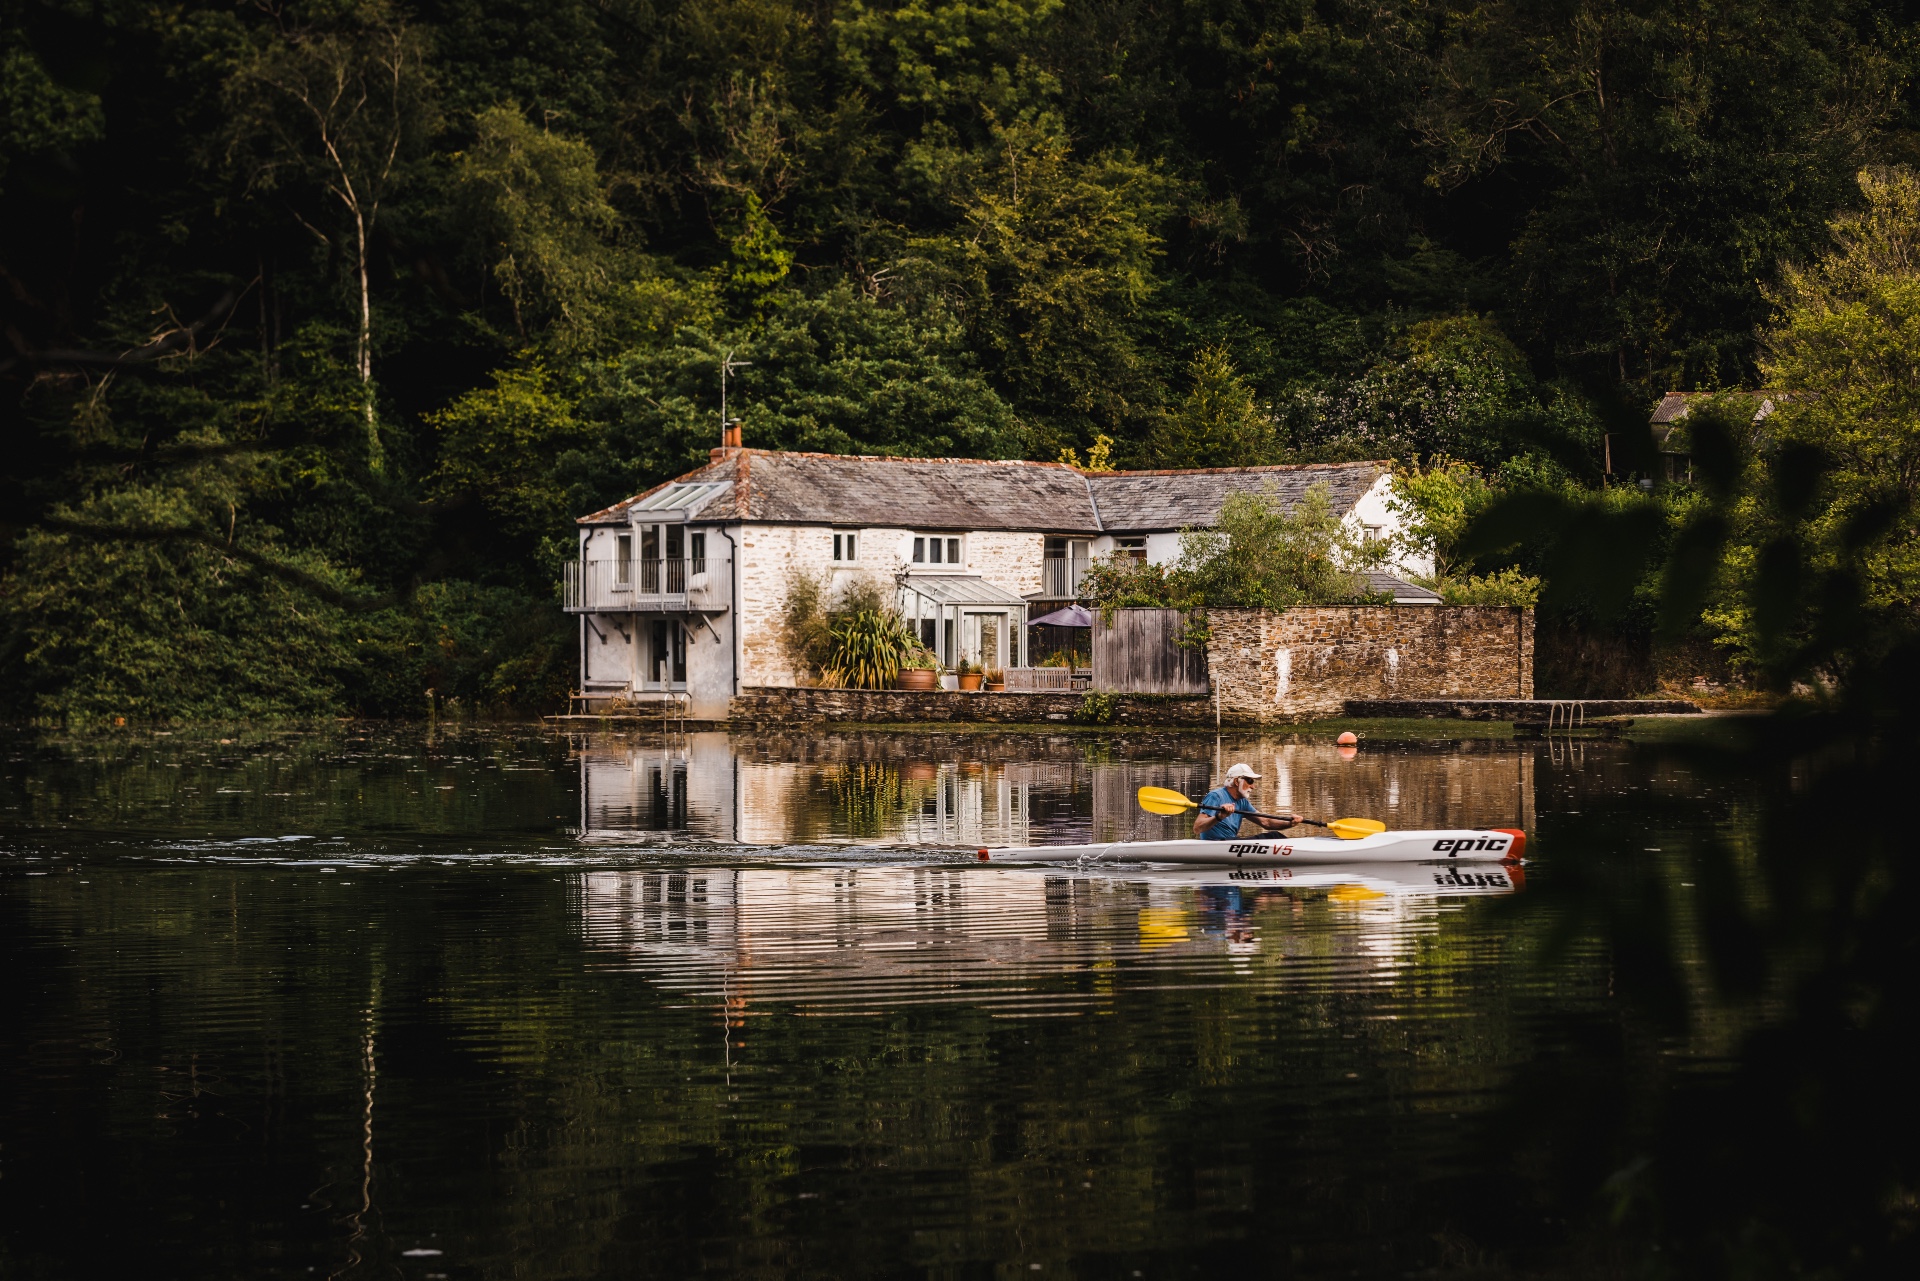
[980,827,1524,866]
[1034,861,1523,896]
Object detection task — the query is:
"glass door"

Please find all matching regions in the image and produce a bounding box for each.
[646,620,688,689]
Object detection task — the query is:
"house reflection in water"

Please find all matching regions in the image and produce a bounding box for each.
[571,730,1532,849]
[574,860,1519,1017]
[573,731,1218,847]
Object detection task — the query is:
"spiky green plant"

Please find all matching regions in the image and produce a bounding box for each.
[820,608,920,689]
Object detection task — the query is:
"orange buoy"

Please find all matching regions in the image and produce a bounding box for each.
[1336,731,1358,746]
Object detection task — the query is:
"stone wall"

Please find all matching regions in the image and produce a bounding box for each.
[737,524,822,687]
[1205,606,1533,722]
[731,686,1215,726]
[735,524,1050,686]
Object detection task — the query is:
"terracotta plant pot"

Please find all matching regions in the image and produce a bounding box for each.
[986,682,1005,692]
[895,668,938,691]
[958,673,984,691]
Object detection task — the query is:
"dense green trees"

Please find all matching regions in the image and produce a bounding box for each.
[2,0,1915,716]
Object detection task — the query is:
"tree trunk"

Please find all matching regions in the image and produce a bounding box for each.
[353,203,381,470]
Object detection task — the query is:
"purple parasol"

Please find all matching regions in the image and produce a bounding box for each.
[1028,603,1093,628]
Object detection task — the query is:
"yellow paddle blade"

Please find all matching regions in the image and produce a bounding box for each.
[1327,817,1387,840]
[1137,785,1199,816]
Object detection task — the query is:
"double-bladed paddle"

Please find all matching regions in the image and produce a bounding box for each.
[1136,785,1386,840]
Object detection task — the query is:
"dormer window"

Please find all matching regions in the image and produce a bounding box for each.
[912,535,961,566]
[833,531,858,562]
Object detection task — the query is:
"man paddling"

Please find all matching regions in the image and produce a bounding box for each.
[1193,763,1302,840]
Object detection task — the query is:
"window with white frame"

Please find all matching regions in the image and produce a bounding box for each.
[833,531,859,562]
[911,534,962,566]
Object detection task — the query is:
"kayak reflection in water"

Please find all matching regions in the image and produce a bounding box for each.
[1193,762,1303,840]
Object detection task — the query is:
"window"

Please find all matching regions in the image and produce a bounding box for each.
[615,534,633,586]
[911,535,961,566]
[690,532,706,574]
[833,531,858,562]
[1116,536,1147,561]
[639,525,661,592]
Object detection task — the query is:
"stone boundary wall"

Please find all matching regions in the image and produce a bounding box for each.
[1344,697,1697,721]
[1206,606,1534,722]
[730,686,1215,727]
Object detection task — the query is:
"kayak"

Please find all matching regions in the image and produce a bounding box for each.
[977,827,1525,866]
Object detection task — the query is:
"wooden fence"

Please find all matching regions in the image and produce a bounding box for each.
[1092,608,1210,694]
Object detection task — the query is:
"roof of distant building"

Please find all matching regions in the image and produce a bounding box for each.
[1650,390,1792,426]
[1365,571,1442,604]
[579,449,1387,532]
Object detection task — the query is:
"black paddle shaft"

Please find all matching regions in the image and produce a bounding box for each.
[1194,800,1309,827]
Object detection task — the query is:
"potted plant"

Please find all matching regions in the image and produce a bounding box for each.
[956,659,984,691]
[895,646,941,691]
[984,667,1006,692]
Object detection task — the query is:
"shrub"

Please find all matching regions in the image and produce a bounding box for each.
[1078,691,1117,724]
[1438,567,1542,606]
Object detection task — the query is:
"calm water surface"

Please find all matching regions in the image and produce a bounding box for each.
[0,724,1740,1278]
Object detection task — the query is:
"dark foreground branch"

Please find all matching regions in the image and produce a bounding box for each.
[1,288,244,375]
[39,516,408,613]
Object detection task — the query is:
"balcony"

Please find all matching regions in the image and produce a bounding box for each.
[563,557,730,613]
[1040,556,1090,599]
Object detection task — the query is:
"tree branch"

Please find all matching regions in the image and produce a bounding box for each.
[1,289,242,374]
[38,515,407,612]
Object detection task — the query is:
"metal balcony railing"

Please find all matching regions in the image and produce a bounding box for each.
[1041,557,1089,598]
[563,558,726,613]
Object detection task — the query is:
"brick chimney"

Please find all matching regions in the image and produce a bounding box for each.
[711,418,744,462]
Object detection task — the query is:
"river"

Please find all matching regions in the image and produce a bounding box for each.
[0,721,1740,1278]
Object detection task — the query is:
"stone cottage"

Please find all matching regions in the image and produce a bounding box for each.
[564,443,1430,718]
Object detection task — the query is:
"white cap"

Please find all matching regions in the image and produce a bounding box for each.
[1225,762,1261,781]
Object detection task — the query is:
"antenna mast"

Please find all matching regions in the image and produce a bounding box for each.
[720,350,753,444]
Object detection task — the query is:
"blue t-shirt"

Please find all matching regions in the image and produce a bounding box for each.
[1198,786,1255,840]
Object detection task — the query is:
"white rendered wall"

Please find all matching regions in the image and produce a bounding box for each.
[583,614,636,687]
[683,607,735,719]
[1346,472,1431,579]
[1144,531,1182,564]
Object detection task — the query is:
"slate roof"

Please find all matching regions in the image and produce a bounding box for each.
[1365,571,1442,604]
[580,449,1386,533]
[1650,390,1791,427]
[1085,464,1383,533]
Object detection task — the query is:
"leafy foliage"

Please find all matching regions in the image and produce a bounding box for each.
[2,0,1916,715]
[1077,487,1377,619]
[778,569,930,686]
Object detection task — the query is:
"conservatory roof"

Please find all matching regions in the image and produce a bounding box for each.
[898,575,1030,608]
